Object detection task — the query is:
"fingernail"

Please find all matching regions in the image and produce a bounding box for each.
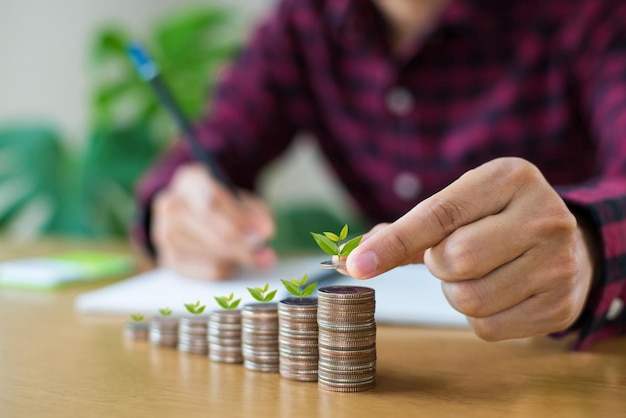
[348,251,377,277]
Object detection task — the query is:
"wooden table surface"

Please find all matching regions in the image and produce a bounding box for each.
[1,239,625,417]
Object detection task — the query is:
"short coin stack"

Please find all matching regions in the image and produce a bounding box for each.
[149,317,179,348]
[241,303,279,372]
[124,322,149,341]
[317,286,377,392]
[177,316,209,355]
[278,297,319,382]
[208,310,243,363]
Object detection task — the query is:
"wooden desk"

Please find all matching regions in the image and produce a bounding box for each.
[1,239,625,417]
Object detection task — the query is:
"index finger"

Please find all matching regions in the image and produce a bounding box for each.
[346,158,528,278]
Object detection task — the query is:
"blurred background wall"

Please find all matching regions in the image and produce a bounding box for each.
[0,0,359,248]
[0,0,273,141]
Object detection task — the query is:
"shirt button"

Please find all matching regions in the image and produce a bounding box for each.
[606,298,624,321]
[393,171,421,201]
[385,87,414,116]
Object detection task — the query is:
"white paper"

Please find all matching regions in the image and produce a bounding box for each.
[74,256,468,328]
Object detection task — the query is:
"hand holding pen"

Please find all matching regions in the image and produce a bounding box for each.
[127,43,276,279]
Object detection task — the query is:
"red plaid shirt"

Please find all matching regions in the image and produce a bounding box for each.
[136,0,626,349]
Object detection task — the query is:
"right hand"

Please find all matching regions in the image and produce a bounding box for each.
[151,163,276,280]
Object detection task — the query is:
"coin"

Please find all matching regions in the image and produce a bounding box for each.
[149,317,179,348]
[124,322,149,341]
[278,297,319,382]
[177,316,209,355]
[317,286,376,392]
[241,303,279,373]
[208,309,243,364]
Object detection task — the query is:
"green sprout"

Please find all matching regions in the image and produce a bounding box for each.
[214,293,241,310]
[310,224,362,258]
[159,307,173,317]
[247,283,277,303]
[130,313,144,322]
[281,274,317,301]
[184,300,206,315]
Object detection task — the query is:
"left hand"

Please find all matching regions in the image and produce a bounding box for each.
[346,157,597,341]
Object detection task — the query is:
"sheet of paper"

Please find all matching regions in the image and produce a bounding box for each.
[74,255,468,328]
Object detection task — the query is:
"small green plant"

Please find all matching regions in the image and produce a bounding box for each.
[281,274,317,301]
[247,283,277,303]
[214,293,241,310]
[310,224,362,258]
[184,300,206,315]
[130,313,144,322]
[159,307,173,316]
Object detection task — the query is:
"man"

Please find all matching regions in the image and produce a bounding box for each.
[135,0,626,349]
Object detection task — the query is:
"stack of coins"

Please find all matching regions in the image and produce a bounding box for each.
[177,316,209,354]
[317,286,377,392]
[124,322,149,341]
[278,297,319,382]
[208,310,243,363]
[149,317,179,348]
[241,303,279,372]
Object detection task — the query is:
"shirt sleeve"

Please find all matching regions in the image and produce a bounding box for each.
[553,2,626,349]
[132,1,301,256]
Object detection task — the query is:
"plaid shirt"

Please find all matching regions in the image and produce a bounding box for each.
[136,0,626,349]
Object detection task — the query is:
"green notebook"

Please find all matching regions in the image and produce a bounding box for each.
[0,251,134,290]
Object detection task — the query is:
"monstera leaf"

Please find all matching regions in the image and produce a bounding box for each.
[0,124,84,239]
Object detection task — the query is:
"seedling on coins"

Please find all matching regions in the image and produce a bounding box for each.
[281,274,317,301]
[159,307,172,316]
[184,300,206,315]
[130,313,144,322]
[247,283,277,303]
[310,224,362,269]
[215,293,241,310]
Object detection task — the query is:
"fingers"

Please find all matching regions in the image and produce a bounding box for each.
[347,158,528,278]
[151,163,276,280]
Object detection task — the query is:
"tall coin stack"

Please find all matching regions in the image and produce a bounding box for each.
[177,316,209,355]
[208,310,243,363]
[317,286,377,392]
[241,303,279,372]
[278,297,319,382]
[149,317,179,348]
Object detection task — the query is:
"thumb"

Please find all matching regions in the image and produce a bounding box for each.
[346,221,426,279]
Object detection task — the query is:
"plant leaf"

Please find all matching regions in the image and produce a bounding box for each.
[262,283,269,292]
[281,279,301,297]
[159,307,172,316]
[184,303,196,313]
[227,292,233,301]
[264,289,277,303]
[131,313,144,321]
[196,305,206,314]
[311,232,339,256]
[323,232,340,241]
[302,282,318,297]
[300,274,308,286]
[247,287,264,302]
[230,299,241,309]
[339,235,363,257]
[339,224,348,240]
[214,296,230,310]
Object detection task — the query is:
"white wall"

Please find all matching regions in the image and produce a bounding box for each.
[0,0,274,142]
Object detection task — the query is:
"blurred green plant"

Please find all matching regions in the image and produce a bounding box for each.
[83,5,242,237]
[0,4,242,240]
[90,5,241,143]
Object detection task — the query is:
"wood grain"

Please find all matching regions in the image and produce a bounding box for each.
[0,239,624,417]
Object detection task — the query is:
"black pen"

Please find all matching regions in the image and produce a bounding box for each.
[126,42,239,198]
